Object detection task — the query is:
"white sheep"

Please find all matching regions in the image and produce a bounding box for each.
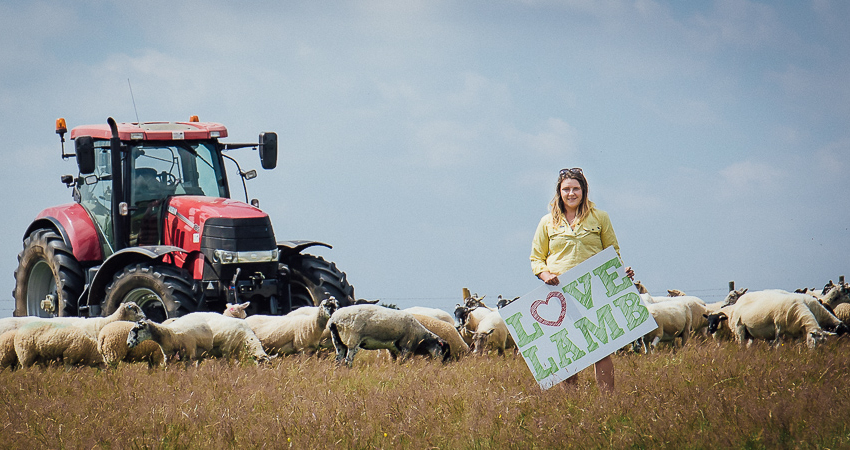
[166,312,269,362]
[834,303,850,324]
[469,310,512,356]
[0,330,18,370]
[127,319,215,364]
[49,302,146,337]
[799,296,849,336]
[411,313,469,360]
[728,290,832,348]
[639,294,708,335]
[635,301,693,353]
[0,316,42,336]
[14,321,103,368]
[245,298,338,356]
[402,306,454,324]
[97,321,166,368]
[454,304,516,354]
[223,302,251,318]
[327,305,449,367]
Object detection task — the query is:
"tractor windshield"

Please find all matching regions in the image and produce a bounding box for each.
[130,141,226,204]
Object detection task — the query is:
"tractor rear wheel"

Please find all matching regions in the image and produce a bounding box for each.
[13,229,84,317]
[104,263,196,323]
[287,254,354,311]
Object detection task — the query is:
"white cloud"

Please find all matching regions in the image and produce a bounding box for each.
[718,160,785,199]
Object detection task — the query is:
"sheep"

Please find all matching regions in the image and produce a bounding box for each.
[14,321,103,368]
[667,289,686,297]
[832,303,850,325]
[97,321,166,368]
[127,319,215,364]
[245,298,338,356]
[327,305,450,367]
[166,312,270,362]
[0,316,42,336]
[704,304,737,342]
[49,301,146,338]
[637,294,708,336]
[727,290,832,348]
[799,296,850,336]
[469,310,512,356]
[0,330,18,370]
[402,306,454,324]
[454,304,516,356]
[223,302,251,318]
[817,283,850,309]
[634,301,693,353]
[411,313,469,360]
[464,294,495,311]
[634,280,650,294]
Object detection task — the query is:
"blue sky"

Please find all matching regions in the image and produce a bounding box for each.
[1,0,848,316]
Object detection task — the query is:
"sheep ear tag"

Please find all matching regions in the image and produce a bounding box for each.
[530,292,567,327]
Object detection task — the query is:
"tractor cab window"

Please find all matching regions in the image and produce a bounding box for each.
[130,141,226,206]
[129,142,226,246]
[77,141,115,257]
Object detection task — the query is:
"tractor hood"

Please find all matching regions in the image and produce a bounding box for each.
[163,196,276,254]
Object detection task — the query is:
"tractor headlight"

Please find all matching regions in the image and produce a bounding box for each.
[213,249,278,264]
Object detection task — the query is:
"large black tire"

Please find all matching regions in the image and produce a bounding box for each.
[104,263,196,323]
[13,229,84,317]
[287,254,354,310]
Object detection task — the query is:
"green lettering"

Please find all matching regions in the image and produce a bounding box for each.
[549,328,587,367]
[612,292,650,330]
[573,304,625,352]
[521,345,558,381]
[563,272,593,309]
[592,257,631,298]
[505,312,544,348]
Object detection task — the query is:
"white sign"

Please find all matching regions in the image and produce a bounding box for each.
[501,246,657,390]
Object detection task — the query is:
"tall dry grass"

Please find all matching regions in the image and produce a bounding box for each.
[1,337,849,449]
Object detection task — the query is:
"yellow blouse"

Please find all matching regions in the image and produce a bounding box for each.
[530,208,621,276]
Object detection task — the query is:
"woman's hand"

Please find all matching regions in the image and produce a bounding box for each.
[538,271,560,286]
[625,266,635,281]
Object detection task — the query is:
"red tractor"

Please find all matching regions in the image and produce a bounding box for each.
[13,116,354,321]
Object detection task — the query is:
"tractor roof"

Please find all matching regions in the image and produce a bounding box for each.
[70,121,228,141]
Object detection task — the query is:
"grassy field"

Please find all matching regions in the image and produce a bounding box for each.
[1,336,849,449]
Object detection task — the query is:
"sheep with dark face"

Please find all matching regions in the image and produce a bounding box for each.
[327,305,449,367]
[127,319,214,364]
[727,290,833,348]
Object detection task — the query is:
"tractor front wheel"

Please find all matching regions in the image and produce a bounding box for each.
[287,254,354,311]
[13,229,84,317]
[104,263,196,323]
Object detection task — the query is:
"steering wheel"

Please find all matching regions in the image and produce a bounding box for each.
[158,171,179,188]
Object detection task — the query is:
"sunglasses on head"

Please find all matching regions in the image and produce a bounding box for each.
[559,167,583,177]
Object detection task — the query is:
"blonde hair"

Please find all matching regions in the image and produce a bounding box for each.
[550,169,595,227]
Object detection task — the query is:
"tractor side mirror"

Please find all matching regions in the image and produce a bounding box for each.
[258,132,277,170]
[75,136,95,174]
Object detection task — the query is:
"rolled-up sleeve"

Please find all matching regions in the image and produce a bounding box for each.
[597,210,621,257]
[530,215,551,276]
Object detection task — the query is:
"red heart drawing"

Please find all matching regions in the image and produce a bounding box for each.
[530,291,567,327]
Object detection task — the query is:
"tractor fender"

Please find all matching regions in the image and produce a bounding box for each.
[84,245,188,309]
[26,203,103,263]
[276,240,332,258]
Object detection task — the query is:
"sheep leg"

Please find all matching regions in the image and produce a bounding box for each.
[344,345,360,367]
[328,324,348,364]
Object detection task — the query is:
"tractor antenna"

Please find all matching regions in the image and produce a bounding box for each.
[128,78,141,125]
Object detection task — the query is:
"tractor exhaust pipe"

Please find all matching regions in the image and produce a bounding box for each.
[108,117,128,251]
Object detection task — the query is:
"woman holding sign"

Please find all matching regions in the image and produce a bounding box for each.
[530,167,633,392]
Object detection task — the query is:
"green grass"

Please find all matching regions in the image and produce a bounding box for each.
[1,337,849,449]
